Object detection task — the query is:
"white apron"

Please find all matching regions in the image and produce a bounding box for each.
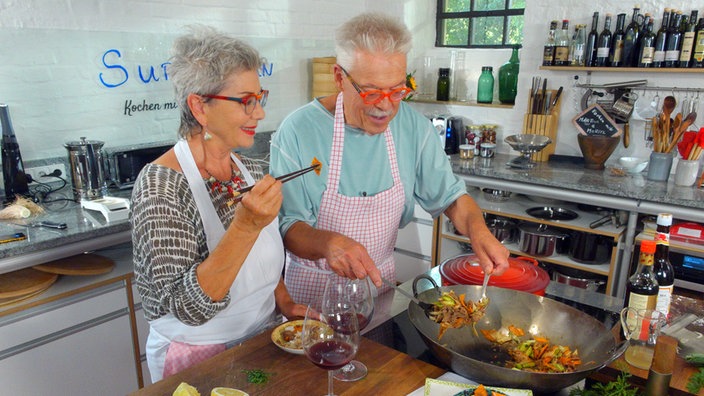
[284,93,405,306]
[145,140,283,382]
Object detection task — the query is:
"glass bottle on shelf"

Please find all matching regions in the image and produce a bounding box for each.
[595,14,613,66]
[664,11,684,68]
[626,239,659,311]
[653,9,670,68]
[571,24,586,66]
[554,20,571,66]
[623,6,642,67]
[638,17,656,68]
[436,68,450,101]
[542,20,558,66]
[693,17,704,68]
[585,12,600,67]
[498,46,520,104]
[476,66,494,104]
[610,13,627,67]
[653,213,675,318]
[679,10,699,67]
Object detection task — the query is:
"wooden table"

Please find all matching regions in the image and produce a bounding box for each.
[587,323,704,396]
[129,331,445,395]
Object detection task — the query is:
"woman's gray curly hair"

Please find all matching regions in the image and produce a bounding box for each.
[169,25,262,138]
[334,13,412,71]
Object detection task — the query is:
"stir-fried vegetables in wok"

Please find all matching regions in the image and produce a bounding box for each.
[481,326,582,373]
[428,290,489,339]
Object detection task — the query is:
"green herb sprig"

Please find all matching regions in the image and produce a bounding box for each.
[688,367,704,394]
[568,373,640,396]
[242,369,272,384]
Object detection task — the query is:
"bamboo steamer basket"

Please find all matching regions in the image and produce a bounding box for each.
[311,57,338,99]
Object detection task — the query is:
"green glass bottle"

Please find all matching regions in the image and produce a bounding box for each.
[476,66,494,104]
[498,46,520,104]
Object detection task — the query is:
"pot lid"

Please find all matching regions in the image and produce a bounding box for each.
[439,254,549,293]
[518,221,568,237]
[64,136,105,149]
[526,206,579,221]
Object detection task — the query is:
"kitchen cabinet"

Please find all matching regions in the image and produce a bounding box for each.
[0,284,139,394]
[434,187,626,296]
[394,204,436,283]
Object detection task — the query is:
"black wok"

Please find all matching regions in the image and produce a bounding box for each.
[408,276,626,394]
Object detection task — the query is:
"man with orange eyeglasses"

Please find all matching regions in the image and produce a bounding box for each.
[270,12,509,305]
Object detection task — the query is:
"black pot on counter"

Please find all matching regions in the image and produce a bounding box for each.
[517,222,570,257]
[568,231,613,265]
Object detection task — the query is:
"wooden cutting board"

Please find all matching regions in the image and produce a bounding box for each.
[0,268,58,299]
[33,253,115,276]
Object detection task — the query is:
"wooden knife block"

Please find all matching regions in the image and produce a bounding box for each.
[522,89,561,162]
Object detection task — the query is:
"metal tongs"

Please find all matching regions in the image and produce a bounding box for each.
[226,163,321,206]
[381,276,435,313]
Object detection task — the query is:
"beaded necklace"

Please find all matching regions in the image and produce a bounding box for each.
[203,167,247,196]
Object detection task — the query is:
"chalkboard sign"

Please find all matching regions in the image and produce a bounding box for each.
[572,104,621,137]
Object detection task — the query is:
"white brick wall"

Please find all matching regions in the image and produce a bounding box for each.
[0,0,700,163]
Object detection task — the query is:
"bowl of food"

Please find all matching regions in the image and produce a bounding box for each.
[271,320,305,355]
[618,157,648,174]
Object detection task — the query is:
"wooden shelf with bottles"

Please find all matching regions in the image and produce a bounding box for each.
[540,66,704,73]
[408,98,514,109]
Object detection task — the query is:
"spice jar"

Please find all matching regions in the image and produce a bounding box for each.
[480,143,496,158]
[481,124,498,144]
[459,144,474,159]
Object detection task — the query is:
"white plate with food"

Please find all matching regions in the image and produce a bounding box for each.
[424,377,533,396]
[271,320,305,355]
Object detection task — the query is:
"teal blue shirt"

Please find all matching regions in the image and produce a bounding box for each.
[270,99,467,236]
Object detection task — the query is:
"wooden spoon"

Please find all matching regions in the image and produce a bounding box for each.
[662,96,677,148]
[665,111,698,153]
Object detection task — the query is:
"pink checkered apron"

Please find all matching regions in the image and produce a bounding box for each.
[285,93,405,306]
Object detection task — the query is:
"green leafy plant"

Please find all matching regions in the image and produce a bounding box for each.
[568,373,641,396]
[688,367,704,394]
[241,369,272,384]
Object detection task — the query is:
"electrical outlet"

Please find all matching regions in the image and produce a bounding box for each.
[25,164,67,182]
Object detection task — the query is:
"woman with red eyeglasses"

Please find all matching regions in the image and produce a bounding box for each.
[270,13,510,308]
[130,25,306,383]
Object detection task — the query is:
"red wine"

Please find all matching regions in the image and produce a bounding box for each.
[306,340,355,370]
[332,312,368,333]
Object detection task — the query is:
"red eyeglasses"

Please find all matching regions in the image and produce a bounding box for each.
[201,89,269,114]
[338,65,412,105]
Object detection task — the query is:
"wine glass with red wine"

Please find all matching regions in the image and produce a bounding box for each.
[302,276,360,396]
[333,278,374,381]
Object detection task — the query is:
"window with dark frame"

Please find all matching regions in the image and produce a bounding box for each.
[436,0,525,48]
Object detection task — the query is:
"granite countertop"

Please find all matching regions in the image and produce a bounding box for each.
[0,189,132,274]
[451,153,704,217]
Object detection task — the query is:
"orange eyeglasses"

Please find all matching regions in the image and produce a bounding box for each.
[338,65,412,105]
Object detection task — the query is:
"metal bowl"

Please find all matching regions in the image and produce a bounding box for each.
[504,134,552,153]
[407,280,625,393]
[482,188,512,203]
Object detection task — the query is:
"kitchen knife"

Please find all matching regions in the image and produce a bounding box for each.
[548,86,563,114]
[10,220,67,229]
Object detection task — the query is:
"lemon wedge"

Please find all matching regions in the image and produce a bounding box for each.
[173,382,200,396]
[211,387,248,396]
